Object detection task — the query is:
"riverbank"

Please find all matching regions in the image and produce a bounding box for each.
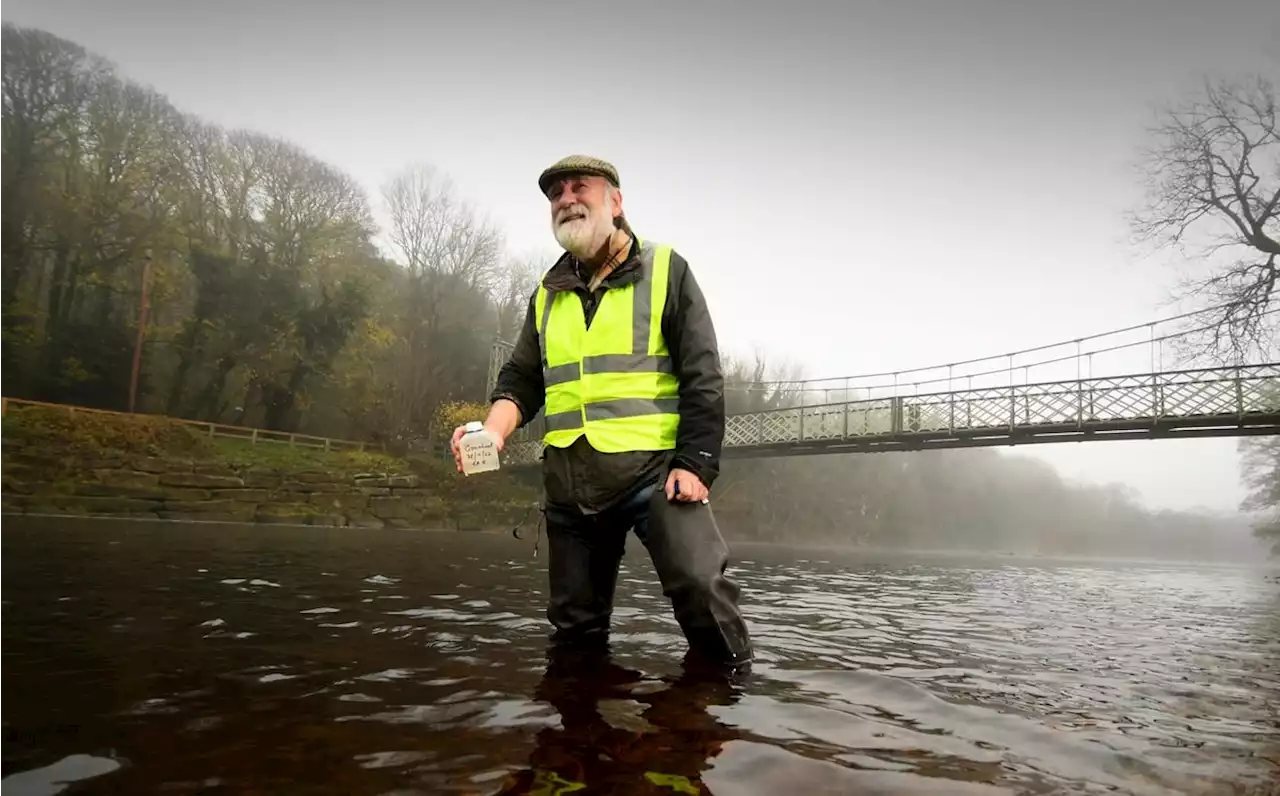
[1,405,540,531]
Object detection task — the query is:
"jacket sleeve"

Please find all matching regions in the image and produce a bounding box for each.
[488,290,545,428]
[663,252,726,488]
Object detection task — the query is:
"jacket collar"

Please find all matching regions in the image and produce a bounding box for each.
[542,233,642,293]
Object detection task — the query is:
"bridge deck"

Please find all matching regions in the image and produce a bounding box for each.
[499,364,1280,466]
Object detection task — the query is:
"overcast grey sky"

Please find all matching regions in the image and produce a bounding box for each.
[5,0,1278,512]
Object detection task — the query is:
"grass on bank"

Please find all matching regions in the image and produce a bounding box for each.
[0,401,538,486]
[208,437,407,474]
[1,405,409,474]
[2,404,543,519]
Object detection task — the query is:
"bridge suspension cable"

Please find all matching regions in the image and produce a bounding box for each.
[722,299,1266,396]
[487,298,1273,403]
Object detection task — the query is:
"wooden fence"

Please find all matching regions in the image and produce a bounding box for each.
[0,397,374,453]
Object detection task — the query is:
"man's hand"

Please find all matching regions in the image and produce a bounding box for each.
[665,468,708,503]
[450,423,506,473]
[449,400,521,474]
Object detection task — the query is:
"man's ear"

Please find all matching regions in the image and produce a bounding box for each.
[610,187,624,219]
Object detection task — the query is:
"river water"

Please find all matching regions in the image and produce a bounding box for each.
[2,517,1278,796]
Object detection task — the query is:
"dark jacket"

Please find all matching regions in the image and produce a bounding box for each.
[489,235,726,513]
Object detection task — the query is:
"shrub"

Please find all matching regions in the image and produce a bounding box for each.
[2,405,213,458]
[433,400,492,444]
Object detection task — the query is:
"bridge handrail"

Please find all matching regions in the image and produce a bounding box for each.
[727,363,1278,413]
[0,397,373,453]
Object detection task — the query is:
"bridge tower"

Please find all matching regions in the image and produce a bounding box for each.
[487,338,513,398]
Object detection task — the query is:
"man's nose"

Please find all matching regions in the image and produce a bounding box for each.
[551,182,583,207]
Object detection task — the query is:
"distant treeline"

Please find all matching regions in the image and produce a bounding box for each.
[1238,437,1280,557]
[1,23,547,448]
[1,23,1268,558]
[713,447,1267,561]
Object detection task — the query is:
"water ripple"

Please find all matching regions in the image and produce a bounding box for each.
[3,522,1277,795]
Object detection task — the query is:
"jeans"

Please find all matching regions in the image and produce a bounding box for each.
[543,478,754,667]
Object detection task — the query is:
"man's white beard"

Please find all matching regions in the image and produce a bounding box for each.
[553,208,610,259]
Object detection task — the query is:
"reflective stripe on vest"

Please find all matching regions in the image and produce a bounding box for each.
[534,238,680,453]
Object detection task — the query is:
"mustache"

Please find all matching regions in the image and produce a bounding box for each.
[555,206,588,225]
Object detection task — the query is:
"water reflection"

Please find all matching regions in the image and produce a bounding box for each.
[493,643,743,795]
[1,518,1277,795]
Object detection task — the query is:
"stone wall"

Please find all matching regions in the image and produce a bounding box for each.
[1,451,534,531]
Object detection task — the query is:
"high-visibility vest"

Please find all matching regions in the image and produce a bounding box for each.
[535,238,680,453]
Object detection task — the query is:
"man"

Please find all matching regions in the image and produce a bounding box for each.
[450,154,752,668]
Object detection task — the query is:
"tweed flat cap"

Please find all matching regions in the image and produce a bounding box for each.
[538,155,620,195]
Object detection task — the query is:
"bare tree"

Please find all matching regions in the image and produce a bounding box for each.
[1131,75,1279,363]
[382,164,438,278]
[721,347,807,414]
[491,248,548,342]
[377,163,507,442]
[381,163,504,287]
[1238,435,1280,555]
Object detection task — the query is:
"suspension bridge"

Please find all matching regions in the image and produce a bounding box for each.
[486,303,1280,467]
